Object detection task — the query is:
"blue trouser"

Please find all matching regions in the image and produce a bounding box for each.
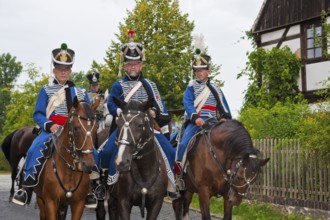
[98,128,175,176]
[176,123,201,162]
[23,130,99,187]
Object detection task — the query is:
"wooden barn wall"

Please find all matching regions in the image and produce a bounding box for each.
[256,0,330,32]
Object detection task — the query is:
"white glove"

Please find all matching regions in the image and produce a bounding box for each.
[104,114,113,127]
[116,108,123,117]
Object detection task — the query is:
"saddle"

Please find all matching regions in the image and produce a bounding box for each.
[175,119,226,190]
[43,127,63,159]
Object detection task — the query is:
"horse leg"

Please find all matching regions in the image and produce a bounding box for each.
[118,199,131,220]
[36,196,46,220]
[96,199,106,220]
[108,196,119,220]
[44,200,58,220]
[223,197,233,220]
[197,187,211,220]
[172,193,183,220]
[57,203,68,220]
[10,169,16,200]
[70,200,86,220]
[183,191,193,220]
[145,199,163,220]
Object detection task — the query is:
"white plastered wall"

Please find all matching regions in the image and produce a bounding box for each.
[305,61,330,90]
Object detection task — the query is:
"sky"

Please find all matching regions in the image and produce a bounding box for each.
[0,0,264,118]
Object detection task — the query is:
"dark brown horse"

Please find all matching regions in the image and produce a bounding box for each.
[107,99,168,220]
[34,97,98,220]
[173,119,269,220]
[1,126,38,200]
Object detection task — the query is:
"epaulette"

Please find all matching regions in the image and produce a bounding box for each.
[188,80,194,87]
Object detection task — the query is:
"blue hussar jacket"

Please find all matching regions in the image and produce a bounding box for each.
[184,79,231,123]
[108,75,170,133]
[33,80,90,133]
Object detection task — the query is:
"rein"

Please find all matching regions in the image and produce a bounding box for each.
[202,128,257,196]
[116,110,154,157]
[51,106,96,198]
[117,109,161,210]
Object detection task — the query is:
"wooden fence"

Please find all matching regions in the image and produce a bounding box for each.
[247,139,330,211]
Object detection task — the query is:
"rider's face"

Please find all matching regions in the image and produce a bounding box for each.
[195,68,209,82]
[124,62,143,77]
[53,66,72,84]
[90,83,100,92]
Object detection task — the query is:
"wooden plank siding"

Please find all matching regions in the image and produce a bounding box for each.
[248,139,330,211]
[253,0,330,33]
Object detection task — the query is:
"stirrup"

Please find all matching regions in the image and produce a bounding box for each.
[94,184,106,200]
[175,174,185,191]
[12,189,28,206]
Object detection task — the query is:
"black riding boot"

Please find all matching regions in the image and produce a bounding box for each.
[85,180,98,209]
[12,187,33,206]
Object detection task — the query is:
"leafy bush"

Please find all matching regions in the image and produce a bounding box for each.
[239,102,309,139]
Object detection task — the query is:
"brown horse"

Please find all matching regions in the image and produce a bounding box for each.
[172,119,269,220]
[107,99,168,220]
[1,126,38,200]
[1,124,109,203]
[34,97,98,220]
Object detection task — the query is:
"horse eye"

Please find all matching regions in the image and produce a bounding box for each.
[236,176,244,181]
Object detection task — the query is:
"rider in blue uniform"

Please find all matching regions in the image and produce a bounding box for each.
[174,49,232,187]
[12,43,98,208]
[98,30,179,198]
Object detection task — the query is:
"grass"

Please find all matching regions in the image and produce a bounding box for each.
[189,195,311,220]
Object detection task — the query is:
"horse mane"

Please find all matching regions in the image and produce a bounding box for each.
[214,119,259,159]
[123,100,145,112]
[213,119,262,172]
[1,129,18,161]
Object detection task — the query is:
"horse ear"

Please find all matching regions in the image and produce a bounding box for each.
[141,98,155,112]
[259,158,270,167]
[113,97,126,109]
[73,96,79,108]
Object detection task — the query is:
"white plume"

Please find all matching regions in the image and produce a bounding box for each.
[193,34,206,52]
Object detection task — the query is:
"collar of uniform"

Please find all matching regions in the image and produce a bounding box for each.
[52,79,75,87]
[124,72,143,81]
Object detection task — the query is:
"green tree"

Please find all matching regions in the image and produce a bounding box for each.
[0,64,46,140]
[98,0,194,110]
[0,53,23,133]
[238,46,302,109]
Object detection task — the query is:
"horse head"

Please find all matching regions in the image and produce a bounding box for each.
[113,97,154,172]
[212,120,270,205]
[60,96,98,173]
[226,150,269,205]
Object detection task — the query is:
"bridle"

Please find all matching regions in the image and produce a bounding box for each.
[116,109,160,210]
[205,131,258,197]
[116,110,154,159]
[52,105,97,198]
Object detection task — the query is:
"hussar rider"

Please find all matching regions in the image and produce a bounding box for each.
[97,30,180,199]
[174,48,232,189]
[12,43,99,208]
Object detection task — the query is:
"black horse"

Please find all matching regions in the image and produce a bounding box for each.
[172,119,269,220]
[100,99,168,220]
[1,126,38,200]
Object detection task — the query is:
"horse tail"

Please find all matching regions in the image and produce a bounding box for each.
[1,130,18,162]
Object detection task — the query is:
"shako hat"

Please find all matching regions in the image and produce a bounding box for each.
[191,48,211,70]
[52,43,75,67]
[87,72,100,85]
[120,30,144,63]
